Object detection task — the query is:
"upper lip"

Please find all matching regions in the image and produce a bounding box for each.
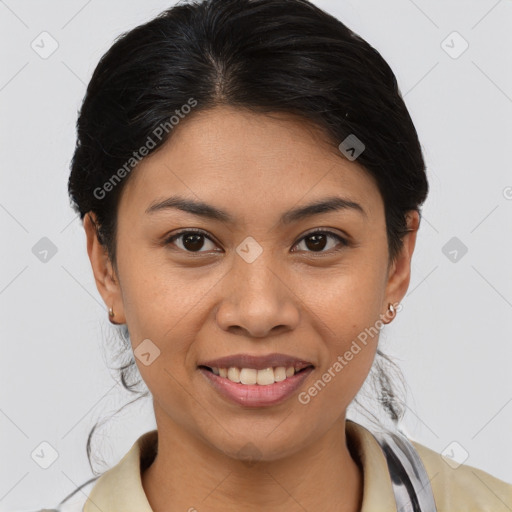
[198,353,315,371]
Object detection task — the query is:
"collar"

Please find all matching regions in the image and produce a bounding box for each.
[84,420,397,512]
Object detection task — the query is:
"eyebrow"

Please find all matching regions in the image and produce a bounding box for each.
[145,195,367,224]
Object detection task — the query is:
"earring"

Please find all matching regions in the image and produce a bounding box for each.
[108,306,119,325]
[385,302,399,324]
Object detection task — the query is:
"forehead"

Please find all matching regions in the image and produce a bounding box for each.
[119,105,383,220]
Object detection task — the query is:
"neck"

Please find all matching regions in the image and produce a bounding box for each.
[141,411,363,512]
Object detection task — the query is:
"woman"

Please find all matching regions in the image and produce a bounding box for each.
[52,0,511,510]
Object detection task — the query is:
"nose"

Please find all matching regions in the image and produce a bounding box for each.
[215,253,301,338]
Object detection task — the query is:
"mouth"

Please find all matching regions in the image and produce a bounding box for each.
[198,364,314,386]
[197,354,315,407]
[198,352,314,375]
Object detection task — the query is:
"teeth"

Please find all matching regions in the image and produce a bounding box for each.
[256,368,274,385]
[227,367,240,383]
[240,368,257,385]
[210,366,304,385]
[274,367,286,382]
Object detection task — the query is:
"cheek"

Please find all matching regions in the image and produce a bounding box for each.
[117,260,216,400]
[297,306,379,423]
[118,245,211,345]
[297,265,385,404]
[304,258,386,341]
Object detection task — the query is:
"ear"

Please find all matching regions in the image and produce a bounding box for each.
[381,210,420,322]
[83,212,126,324]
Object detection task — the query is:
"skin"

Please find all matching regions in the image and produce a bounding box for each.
[85,105,419,512]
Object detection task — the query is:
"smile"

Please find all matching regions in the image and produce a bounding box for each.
[198,365,314,407]
[201,365,311,385]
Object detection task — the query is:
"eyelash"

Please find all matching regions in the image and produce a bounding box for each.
[164,228,348,255]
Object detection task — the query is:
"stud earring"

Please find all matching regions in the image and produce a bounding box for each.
[108,306,120,325]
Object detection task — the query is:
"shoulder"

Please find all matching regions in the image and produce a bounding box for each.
[411,439,512,511]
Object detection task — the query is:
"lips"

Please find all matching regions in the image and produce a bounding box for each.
[199,365,315,407]
[197,353,315,371]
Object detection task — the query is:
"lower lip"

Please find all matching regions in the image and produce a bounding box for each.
[199,367,314,408]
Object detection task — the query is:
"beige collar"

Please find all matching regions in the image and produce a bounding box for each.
[84,420,397,512]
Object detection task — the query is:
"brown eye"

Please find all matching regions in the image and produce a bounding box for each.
[293,230,347,253]
[165,230,220,253]
[181,233,206,251]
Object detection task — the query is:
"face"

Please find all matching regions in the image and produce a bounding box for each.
[86,105,418,461]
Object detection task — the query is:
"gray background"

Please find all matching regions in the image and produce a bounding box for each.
[1,0,511,510]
